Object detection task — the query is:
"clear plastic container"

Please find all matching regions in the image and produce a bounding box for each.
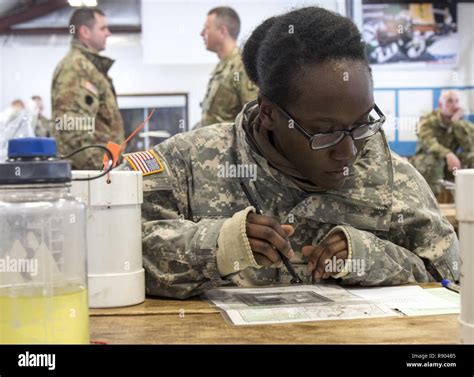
[0,138,89,344]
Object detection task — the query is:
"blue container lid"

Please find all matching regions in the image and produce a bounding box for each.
[8,137,57,159]
[0,138,71,185]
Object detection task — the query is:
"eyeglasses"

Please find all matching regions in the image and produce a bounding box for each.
[275,103,386,150]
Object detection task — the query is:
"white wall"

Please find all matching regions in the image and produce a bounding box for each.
[0,33,213,128]
[0,1,472,131]
[142,0,345,64]
[0,0,345,129]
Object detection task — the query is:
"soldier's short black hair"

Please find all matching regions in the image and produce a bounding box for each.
[208,6,240,40]
[69,7,105,39]
[242,6,370,106]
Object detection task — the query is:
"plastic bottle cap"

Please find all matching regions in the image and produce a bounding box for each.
[8,138,57,159]
[0,138,71,184]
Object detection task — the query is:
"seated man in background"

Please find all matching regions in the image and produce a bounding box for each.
[197,6,258,128]
[121,7,459,299]
[411,90,474,197]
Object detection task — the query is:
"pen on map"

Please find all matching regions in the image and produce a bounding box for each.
[240,180,303,284]
[441,279,460,293]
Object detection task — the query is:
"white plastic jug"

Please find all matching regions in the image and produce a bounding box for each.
[71,170,145,308]
[455,169,474,344]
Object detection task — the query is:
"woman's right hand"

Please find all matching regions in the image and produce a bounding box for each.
[246,213,295,267]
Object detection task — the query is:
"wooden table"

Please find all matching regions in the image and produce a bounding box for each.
[89,283,459,344]
[439,203,457,229]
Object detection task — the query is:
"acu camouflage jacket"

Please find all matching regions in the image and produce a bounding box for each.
[199,47,258,127]
[123,101,459,299]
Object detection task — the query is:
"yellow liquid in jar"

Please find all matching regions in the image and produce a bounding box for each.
[0,286,90,344]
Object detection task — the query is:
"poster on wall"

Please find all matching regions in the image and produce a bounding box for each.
[362,2,459,67]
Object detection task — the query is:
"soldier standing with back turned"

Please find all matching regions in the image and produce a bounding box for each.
[51,8,124,169]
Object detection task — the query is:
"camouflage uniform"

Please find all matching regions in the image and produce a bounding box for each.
[199,47,258,127]
[121,101,459,299]
[411,109,474,195]
[51,40,124,169]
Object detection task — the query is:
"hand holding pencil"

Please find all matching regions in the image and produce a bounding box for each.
[241,180,303,283]
[246,212,296,268]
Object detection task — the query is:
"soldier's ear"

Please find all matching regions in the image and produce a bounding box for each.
[220,24,229,38]
[258,95,277,131]
[78,24,91,40]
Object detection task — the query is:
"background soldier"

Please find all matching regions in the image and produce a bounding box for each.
[197,6,258,128]
[0,100,34,162]
[31,95,52,137]
[51,8,124,169]
[411,90,474,196]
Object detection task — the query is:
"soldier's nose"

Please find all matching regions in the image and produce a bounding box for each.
[331,135,357,162]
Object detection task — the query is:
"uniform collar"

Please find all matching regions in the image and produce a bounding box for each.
[434,109,452,129]
[220,46,239,62]
[71,40,115,74]
[235,101,394,209]
[213,47,240,74]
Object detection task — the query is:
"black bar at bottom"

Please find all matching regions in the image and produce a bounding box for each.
[0,345,473,377]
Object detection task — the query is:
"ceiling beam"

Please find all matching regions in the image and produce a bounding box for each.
[0,0,69,33]
[0,25,142,35]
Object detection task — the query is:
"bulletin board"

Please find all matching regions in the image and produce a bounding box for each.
[374,86,474,156]
[362,2,459,67]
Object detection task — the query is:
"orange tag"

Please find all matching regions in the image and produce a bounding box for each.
[102,142,122,170]
[101,109,156,171]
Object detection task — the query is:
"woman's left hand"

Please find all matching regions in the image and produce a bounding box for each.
[302,232,348,281]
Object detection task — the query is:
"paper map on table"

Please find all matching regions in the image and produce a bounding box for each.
[347,285,460,316]
[205,284,399,325]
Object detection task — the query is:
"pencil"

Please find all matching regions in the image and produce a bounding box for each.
[240,180,303,284]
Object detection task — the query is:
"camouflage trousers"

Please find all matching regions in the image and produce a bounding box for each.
[411,152,474,195]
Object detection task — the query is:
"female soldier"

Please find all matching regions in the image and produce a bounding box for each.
[123,7,458,298]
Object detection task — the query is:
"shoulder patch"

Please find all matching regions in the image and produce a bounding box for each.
[124,150,165,176]
[82,80,98,96]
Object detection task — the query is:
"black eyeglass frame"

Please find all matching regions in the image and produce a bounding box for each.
[274,102,386,150]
